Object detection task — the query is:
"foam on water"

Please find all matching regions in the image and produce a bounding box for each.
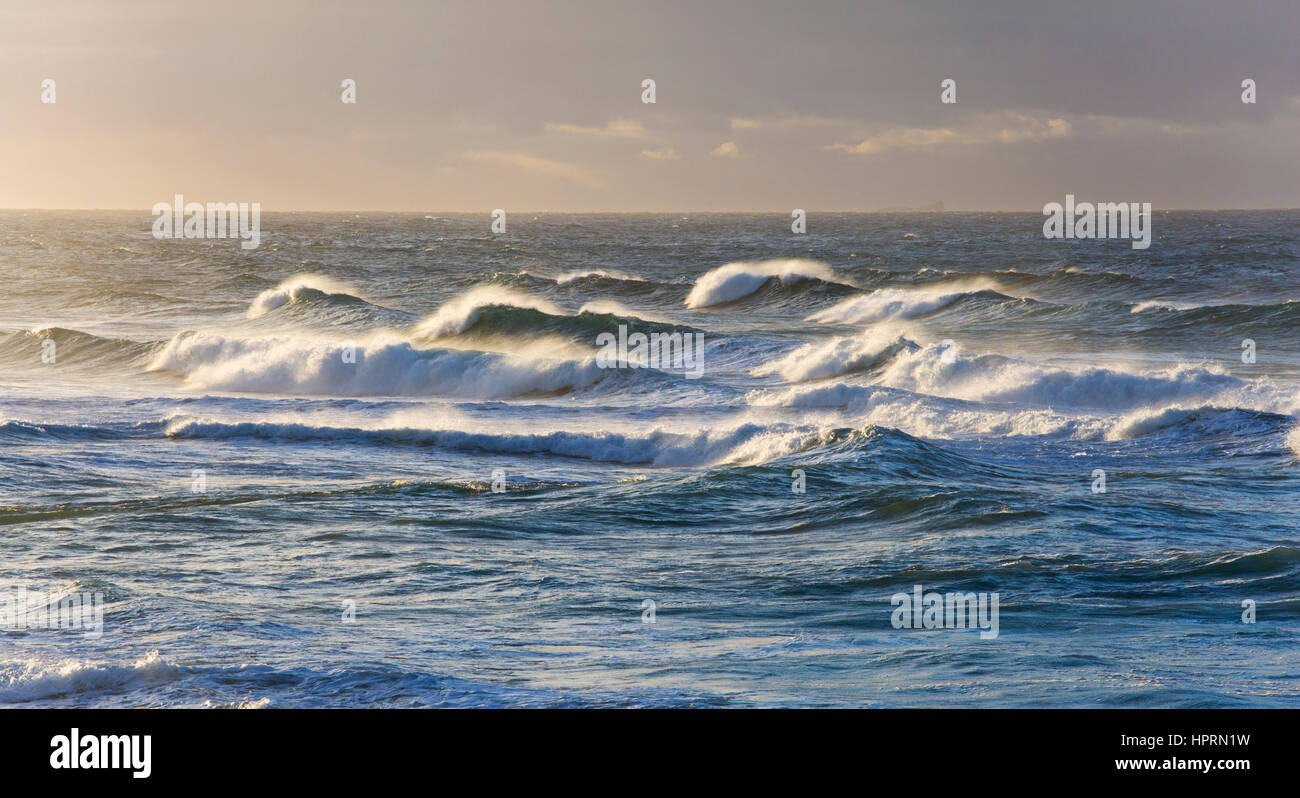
[0,652,179,705]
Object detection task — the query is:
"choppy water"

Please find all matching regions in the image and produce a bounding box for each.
[1,210,1297,707]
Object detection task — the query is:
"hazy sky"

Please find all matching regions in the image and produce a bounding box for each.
[2,0,1297,211]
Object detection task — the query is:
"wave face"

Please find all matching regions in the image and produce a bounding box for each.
[4,210,1300,709]
[0,327,160,369]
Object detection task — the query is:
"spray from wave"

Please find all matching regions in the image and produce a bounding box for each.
[146,330,612,399]
[807,285,996,324]
[754,330,917,382]
[874,342,1253,410]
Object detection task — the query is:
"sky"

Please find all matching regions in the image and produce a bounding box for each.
[1,0,1297,211]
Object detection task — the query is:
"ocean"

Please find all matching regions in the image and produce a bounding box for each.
[1,209,1297,707]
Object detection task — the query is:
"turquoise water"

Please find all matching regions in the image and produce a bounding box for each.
[1,210,1297,707]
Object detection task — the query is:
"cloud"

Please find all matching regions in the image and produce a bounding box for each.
[543,119,648,139]
[993,114,1071,143]
[641,146,680,160]
[828,127,960,155]
[731,115,848,130]
[710,141,741,158]
[827,112,1071,156]
[464,150,606,189]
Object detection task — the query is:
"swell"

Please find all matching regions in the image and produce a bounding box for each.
[495,268,663,293]
[0,477,544,526]
[843,265,1158,302]
[0,418,166,442]
[1128,298,1300,334]
[0,328,161,369]
[160,417,969,469]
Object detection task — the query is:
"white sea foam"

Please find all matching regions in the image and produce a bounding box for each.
[0,651,178,704]
[685,259,848,308]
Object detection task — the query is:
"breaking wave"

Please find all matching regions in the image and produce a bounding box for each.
[247,274,368,319]
[807,286,1000,324]
[685,259,853,308]
[146,330,614,399]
